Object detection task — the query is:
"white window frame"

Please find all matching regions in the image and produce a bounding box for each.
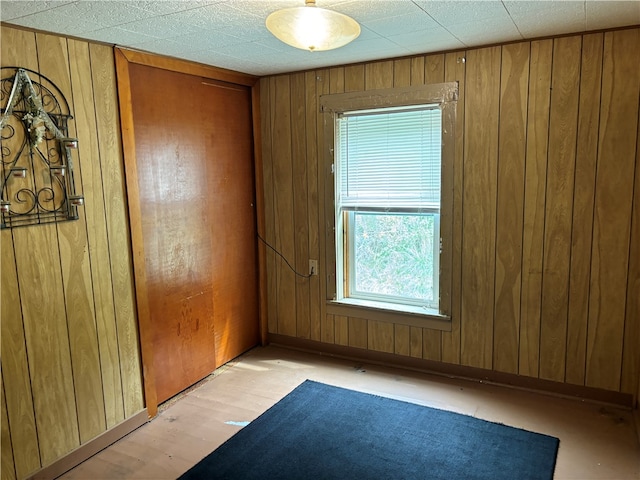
[320,83,457,330]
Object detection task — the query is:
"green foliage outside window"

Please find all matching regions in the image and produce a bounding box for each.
[353,212,436,304]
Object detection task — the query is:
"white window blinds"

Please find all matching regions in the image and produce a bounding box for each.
[336,105,442,212]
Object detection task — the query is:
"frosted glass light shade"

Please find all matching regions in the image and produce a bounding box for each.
[266,3,360,51]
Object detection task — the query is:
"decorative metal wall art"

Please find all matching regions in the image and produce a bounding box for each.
[0,67,84,229]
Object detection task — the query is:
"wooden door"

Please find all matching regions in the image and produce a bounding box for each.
[202,79,260,368]
[127,64,259,404]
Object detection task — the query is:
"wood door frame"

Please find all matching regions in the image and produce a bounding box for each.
[114,47,268,417]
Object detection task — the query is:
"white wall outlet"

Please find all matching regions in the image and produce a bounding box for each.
[309,259,318,276]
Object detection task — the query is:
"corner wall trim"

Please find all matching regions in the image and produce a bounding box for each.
[26,409,149,480]
[268,334,634,409]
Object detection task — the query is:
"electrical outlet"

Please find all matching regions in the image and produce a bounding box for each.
[309,259,318,276]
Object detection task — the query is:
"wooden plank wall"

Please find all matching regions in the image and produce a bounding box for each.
[1,26,144,479]
[260,28,640,400]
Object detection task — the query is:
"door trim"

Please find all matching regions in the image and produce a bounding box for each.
[114,47,267,417]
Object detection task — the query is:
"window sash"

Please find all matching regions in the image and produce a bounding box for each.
[336,105,442,211]
[344,210,440,309]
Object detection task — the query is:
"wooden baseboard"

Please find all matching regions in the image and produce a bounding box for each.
[27,409,149,480]
[268,334,634,409]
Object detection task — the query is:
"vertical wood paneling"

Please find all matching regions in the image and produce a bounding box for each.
[394,324,411,356]
[344,65,365,92]
[1,27,44,478]
[329,66,345,93]
[423,333,441,362]
[335,315,349,346]
[410,57,425,85]
[621,115,640,396]
[1,380,15,480]
[424,54,445,84]
[368,320,394,353]
[273,75,297,336]
[365,61,393,90]
[519,39,552,378]
[322,314,335,344]
[89,44,143,418]
[305,71,321,342]
[329,67,345,94]
[348,317,368,349]
[2,25,144,472]
[565,33,603,386]
[410,327,423,359]
[539,36,581,382]
[0,230,40,478]
[586,29,640,391]
[82,43,125,428]
[57,37,107,444]
[291,72,311,339]
[315,68,331,339]
[261,77,278,335]
[393,58,411,87]
[261,28,640,400]
[493,42,529,374]
[12,32,81,467]
[16,223,80,464]
[0,27,41,478]
[254,81,268,348]
[461,46,501,369]
[441,51,466,366]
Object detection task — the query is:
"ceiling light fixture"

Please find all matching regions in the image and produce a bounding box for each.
[266,0,361,52]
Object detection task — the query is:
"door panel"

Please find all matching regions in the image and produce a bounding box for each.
[128,65,258,403]
[202,80,260,366]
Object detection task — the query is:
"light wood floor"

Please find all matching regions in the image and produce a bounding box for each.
[60,345,640,479]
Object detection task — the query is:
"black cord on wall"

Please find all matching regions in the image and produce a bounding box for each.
[257,233,312,278]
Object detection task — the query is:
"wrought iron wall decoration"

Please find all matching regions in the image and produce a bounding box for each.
[0,67,84,229]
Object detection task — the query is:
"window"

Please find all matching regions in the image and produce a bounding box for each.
[321,83,457,328]
[336,106,441,309]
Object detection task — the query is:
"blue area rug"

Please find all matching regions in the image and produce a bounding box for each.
[180,379,559,479]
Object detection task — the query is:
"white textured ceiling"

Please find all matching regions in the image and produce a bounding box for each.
[1,0,639,76]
